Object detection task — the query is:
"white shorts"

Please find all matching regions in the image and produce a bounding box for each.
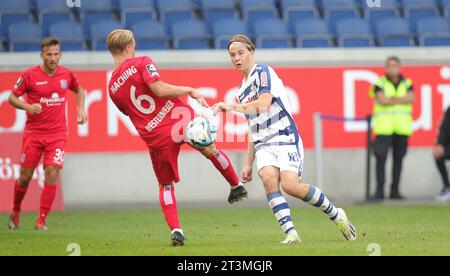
[255,140,304,177]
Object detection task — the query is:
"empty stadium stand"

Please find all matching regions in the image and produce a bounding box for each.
[0,0,449,51]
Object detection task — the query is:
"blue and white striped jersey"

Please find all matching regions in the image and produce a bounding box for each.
[236,64,300,150]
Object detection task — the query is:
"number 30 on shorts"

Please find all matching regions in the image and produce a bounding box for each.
[54,148,65,163]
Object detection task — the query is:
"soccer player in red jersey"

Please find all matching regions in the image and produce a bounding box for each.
[106,29,248,246]
[7,37,87,231]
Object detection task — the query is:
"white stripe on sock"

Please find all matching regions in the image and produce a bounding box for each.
[281,221,294,233]
[163,186,173,205]
[275,209,290,221]
[269,197,287,209]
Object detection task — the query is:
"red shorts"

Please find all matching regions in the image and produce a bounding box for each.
[149,138,183,185]
[20,132,67,169]
[147,103,196,185]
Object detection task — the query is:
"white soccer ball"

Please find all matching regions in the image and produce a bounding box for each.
[186,117,217,149]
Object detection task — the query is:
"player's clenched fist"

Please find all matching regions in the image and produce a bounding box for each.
[77,109,88,125]
[241,164,253,183]
[26,103,43,115]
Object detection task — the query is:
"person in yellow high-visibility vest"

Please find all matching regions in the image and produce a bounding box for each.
[369,56,415,200]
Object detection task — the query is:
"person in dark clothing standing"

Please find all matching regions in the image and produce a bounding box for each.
[369,56,415,200]
[433,107,450,202]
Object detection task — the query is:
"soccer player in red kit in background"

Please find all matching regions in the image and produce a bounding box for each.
[107,29,248,246]
[7,37,87,231]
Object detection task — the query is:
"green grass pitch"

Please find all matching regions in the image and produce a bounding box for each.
[1,205,449,256]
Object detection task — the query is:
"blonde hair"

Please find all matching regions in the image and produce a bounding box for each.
[107,29,134,55]
[227,34,256,52]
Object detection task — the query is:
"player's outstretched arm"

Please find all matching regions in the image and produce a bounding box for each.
[74,87,87,125]
[212,93,273,115]
[148,80,208,106]
[8,92,42,115]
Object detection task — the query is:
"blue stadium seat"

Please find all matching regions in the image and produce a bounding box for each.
[36,0,74,36]
[79,0,116,36]
[404,5,439,33]
[376,16,415,47]
[90,19,122,51]
[8,21,42,52]
[364,0,398,7]
[280,0,316,10]
[364,6,400,32]
[401,0,437,8]
[241,0,277,9]
[336,17,375,47]
[212,18,249,49]
[441,0,450,15]
[320,0,355,9]
[440,0,450,7]
[131,20,170,50]
[241,0,279,31]
[0,0,31,39]
[172,19,211,49]
[49,20,86,51]
[323,6,360,34]
[201,0,237,29]
[157,0,195,34]
[416,16,450,46]
[253,18,293,48]
[0,0,31,11]
[294,18,334,47]
[36,0,71,12]
[281,0,320,33]
[118,0,157,29]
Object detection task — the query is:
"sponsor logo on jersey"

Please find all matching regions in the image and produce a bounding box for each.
[36,81,48,86]
[40,93,65,106]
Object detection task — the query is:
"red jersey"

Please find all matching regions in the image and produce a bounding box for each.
[12,65,80,135]
[108,56,193,147]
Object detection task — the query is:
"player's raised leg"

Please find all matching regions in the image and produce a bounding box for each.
[260,166,301,244]
[280,171,356,241]
[8,166,35,230]
[35,165,60,231]
[200,144,248,204]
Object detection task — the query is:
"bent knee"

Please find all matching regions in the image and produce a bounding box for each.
[200,143,217,157]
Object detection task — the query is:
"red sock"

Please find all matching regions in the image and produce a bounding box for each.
[159,185,180,231]
[13,180,29,213]
[39,184,57,220]
[207,150,239,187]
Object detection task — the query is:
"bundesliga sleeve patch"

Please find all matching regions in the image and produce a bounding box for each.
[14,77,23,89]
[146,64,160,77]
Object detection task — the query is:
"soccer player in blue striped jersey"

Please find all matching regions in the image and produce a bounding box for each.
[213,35,356,244]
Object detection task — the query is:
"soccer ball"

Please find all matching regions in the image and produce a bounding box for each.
[186,117,217,149]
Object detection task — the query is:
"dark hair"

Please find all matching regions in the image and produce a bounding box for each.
[227,34,256,51]
[386,56,401,64]
[41,36,61,51]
